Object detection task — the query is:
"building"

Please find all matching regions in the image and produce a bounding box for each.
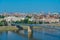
[4,16,25,22]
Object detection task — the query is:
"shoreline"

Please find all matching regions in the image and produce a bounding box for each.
[0,23,60,31]
[0,26,18,31]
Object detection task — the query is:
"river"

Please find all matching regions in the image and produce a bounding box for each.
[0,27,60,40]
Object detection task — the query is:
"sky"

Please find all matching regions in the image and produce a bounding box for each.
[0,0,60,13]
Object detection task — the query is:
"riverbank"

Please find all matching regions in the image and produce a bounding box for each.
[0,26,41,31]
[0,23,60,31]
[20,23,60,30]
[0,26,18,31]
[21,23,60,27]
[39,24,60,26]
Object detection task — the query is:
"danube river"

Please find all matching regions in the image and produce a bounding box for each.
[0,27,60,40]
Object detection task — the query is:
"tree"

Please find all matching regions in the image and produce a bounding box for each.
[0,22,3,26]
[0,15,5,18]
[0,20,8,26]
[24,18,29,23]
[39,21,43,24]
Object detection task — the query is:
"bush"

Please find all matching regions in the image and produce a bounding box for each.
[0,20,8,26]
[39,21,43,24]
[0,22,4,26]
[44,22,49,24]
[0,15,5,18]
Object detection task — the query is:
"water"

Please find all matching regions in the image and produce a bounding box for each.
[0,28,60,40]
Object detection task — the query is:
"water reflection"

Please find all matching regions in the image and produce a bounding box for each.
[13,30,27,38]
[0,27,60,40]
[0,31,8,40]
[13,30,38,40]
[0,32,2,40]
[28,32,33,38]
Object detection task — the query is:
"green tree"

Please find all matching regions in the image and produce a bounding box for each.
[0,15,5,18]
[39,21,43,24]
[0,20,8,26]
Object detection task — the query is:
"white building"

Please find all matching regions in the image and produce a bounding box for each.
[4,16,25,22]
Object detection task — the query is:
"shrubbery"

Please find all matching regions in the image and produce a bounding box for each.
[0,15,5,18]
[0,20,8,26]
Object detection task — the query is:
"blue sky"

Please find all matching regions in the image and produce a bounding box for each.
[0,0,60,13]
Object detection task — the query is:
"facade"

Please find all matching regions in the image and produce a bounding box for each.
[4,16,25,22]
[31,14,59,23]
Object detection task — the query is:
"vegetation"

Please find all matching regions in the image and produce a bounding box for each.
[12,16,38,24]
[0,15,5,18]
[0,26,18,31]
[0,20,8,26]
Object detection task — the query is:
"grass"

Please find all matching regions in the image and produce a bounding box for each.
[0,26,18,31]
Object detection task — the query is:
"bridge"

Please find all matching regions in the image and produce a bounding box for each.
[11,23,33,33]
[11,23,60,32]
